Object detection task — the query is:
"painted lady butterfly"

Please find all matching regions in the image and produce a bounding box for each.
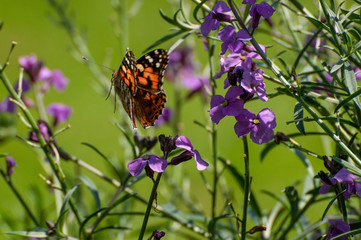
[111,49,169,128]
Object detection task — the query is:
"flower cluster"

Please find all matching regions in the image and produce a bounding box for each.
[0,54,72,127]
[127,135,209,177]
[203,1,276,144]
[319,168,361,199]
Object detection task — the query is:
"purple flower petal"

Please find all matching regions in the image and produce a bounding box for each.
[6,156,17,176]
[47,103,72,123]
[225,86,243,100]
[223,99,244,116]
[148,155,168,173]
[319,183,331,194]
[218,25,235,42]
[355,180,361,197]
[334,168,356,183]
[235,29,252,41]
[257,2,275,19]
[127,158,147,176]
[210,95,225,108]
[250,125,274,144]
[327,220,350,240]
[243,0,255,4]
[0,97,15,113]
[210,105,226,124]
[193,149,209,171]
[258,108,276,129]
[201,16,218,37]
[51,70,68,91]
[213,1,231,12]
[175,136,194,151]
[234,109,255,137]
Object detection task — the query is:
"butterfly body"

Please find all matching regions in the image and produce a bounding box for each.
[112,49,168,128]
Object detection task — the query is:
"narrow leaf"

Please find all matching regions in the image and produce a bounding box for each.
[56,184,79,230]
[294,102,305,135]
[79,175,101,210]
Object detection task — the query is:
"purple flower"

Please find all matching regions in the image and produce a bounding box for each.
[354,67,361,80]
[29,122,51,142]
[241,67,268,101]
[215,44,266,79]
[173,136,209,171]
[219,25,251,54]
[39,69,68,93]
[0,80,31,113]
[319,168,361,199]
[19,54,44,83]
[318,171,337,194]
[244,1,275,28]
[155,108,173,126]
[201,1,232,37]
[326,220,350,240]
[166,46,194,82]
[234,108,276,144]
[6,156,17,176]
[333,168,357,199]
[209,86,244,124]
[224,57,253,89]
[127,155,167,177]
[182,74,211,97]
[47,103,72,127]
[152,230,166,240]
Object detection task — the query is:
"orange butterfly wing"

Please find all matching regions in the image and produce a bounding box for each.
[112,49,168,128]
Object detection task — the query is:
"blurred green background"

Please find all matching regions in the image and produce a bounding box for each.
[0,0,330,238]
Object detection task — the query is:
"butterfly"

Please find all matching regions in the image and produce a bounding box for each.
[111,49,169,129]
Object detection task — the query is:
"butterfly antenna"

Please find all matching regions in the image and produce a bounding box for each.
[113,84,117,113]
[82,56,114,71]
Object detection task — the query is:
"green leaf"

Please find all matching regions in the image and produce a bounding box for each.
[284,186,299,221]
[332,156,361,176]
[330,59,345,74]
[168,31,193,54]
[79,207,107,238]
[142,30,184,53]
[6,231,48,238]
[82,142,121,179]
[193,0,208,23]
[334,87,361,113]
[294,102,305,135]
[159,8,177,26]
[56,184,79,230]
[343,61,361,111]
[79,175,101,210]
[218,157,262,220]
[321,190,345,220]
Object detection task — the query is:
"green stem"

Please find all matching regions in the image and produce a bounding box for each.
[227,0,361,167]
[0,70,83,227]
[241,136,250,240]
[138,172,163,240]
[0,169,40,226]
[207,32,218,227]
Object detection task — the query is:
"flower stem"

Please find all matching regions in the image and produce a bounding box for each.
[0,69,83,227]
[241,136,250,240]
[0,169,40,226]
[207,32,218,227]
[138,172,163,240]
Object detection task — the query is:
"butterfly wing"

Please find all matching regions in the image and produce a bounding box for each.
[112,49,169,129]
[133,88,167,128]
[132,49,168,128]
[135,49,169,92]
[112,50,138,128]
